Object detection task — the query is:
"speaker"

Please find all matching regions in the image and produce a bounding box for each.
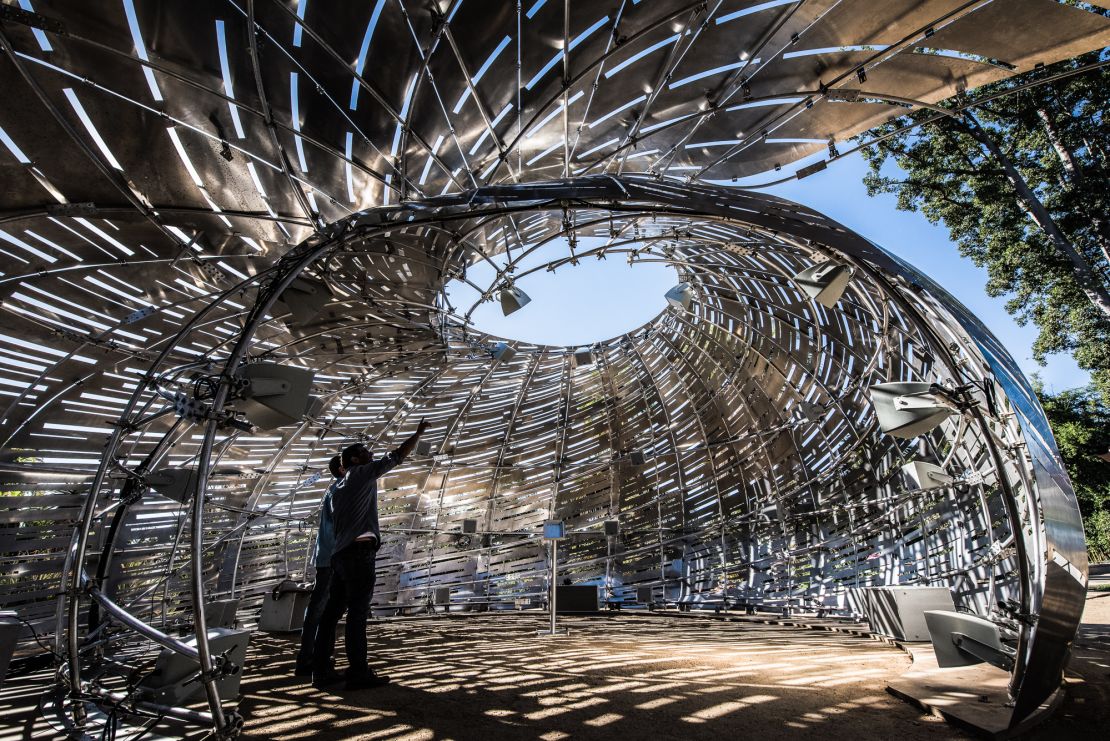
[138,628,250,704]
[499,286,531,316]
[205,599,239,629]
[0,612,20,687]
[461,519,478,534]
[147,468,198,503]
[629,451,646,466]
[924,610,1014,670]
[493,342,517,363]
[664,282,694,310]
[232,363,316,430]
[258,588,312,632]
[861,586,955,641]
[556,585,599,614]
[793,261,851,308]
[636,586,654,605]
[603,520,619,536]
[574,349,593,367]
[543,521,565,539]
[432,587,451,606]
[869,382,958,439]
[274,278,331,325]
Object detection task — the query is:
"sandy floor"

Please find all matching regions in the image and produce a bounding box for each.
[4,570,1109,740]
[237,613,959,741]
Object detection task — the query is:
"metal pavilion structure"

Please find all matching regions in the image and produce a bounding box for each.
[0,0,1107,737]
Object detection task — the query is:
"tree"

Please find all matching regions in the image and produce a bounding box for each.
[859,50,1110,402]
[1034,383,1110,562]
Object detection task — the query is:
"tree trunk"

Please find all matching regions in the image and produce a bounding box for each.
[1035,108,1110,271]
[1037,106,1082,182]
[962,112,1110,320]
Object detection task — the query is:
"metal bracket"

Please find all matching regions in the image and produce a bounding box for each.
[46,202,97,217]
[0,4,66,35]
[952,632,1016,672]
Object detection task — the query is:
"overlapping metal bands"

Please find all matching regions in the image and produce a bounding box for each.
[0,0,1105,737]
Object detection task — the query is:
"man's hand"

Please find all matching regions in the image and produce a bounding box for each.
[396,418,430,462]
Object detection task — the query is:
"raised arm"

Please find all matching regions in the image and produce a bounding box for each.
[392,418,429,465]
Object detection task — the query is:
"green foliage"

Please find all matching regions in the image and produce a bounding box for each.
[1035,383,1110,562]
[859,50,1110,402]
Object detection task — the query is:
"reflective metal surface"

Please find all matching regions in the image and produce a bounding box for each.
[0,1,1103,737]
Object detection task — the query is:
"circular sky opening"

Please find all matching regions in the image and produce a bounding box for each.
[445,236,679,347]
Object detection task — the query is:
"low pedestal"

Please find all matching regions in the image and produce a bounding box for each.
[886,644,1063,739]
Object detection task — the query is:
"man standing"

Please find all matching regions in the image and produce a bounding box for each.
[294,454,343,676]
[312,419,429,689]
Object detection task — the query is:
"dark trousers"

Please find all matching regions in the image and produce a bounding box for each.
[312,541,376,676]
[295,566,333,670]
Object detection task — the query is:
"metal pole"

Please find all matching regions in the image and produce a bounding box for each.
[550,538,557,635]
[86,583,201,660]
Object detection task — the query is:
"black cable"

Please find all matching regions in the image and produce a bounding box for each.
[15,615,65,663]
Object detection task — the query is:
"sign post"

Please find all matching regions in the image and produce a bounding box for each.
[538,521,568,636]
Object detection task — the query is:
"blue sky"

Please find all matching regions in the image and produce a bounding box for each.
[450,154,1089,393]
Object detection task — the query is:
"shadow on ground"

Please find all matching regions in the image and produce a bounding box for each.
[237,614,958,740]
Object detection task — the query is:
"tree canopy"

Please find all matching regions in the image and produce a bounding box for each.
[860,50,1110,402]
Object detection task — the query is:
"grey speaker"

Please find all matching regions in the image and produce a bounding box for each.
[603,520,619,536]
[629,451,646,466]
[138,628,250,704]
[232,363,316,430]
[461,519,478,534]
[493,342,517,363]
[793,261,851,308]
[664,282,694,310]
[574,349,593,367]
[0,612,20,687]
[499,285,531,316]
[258,589,311,632]
[861,586,955,641]
[924,610,1014,670]
[433,587,451,606]
[636,586,654,604]
[205,599,239,629]
[147,468,198,503]
[274,277,331,325]
[869,382,958,439]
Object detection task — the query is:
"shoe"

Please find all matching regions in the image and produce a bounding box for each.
[294,664,313,678]
[345,671,391,690]
[311,666,344,689]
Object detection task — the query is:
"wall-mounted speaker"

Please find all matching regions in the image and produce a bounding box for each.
[793,261,851,308]
[664,282,694,310]
[232,363,316,430]
[499,286,531,316]
[869,382,958,439]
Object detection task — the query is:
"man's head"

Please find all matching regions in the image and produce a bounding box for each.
[342,443,373,469]
[328,454,344,479]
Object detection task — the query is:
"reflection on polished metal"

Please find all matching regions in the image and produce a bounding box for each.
[0,1,1105,738]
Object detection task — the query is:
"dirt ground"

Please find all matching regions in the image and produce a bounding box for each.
[3,569,1108,740]
[237,614,960,741]
[1026,563,1110,739]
